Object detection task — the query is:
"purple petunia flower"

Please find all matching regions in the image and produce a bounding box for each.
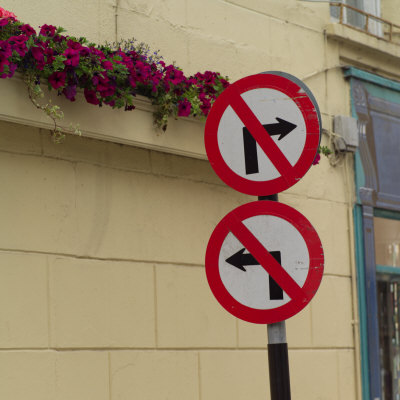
[39,24,56,37]
[63,84,77,101]
[312,153,321,165]
[63,48,80,67]
[84,88,100,105]
[20,24,36,37]
[177,98,191,117]
[48,71,66,89]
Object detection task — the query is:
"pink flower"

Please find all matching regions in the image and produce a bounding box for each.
[79,47,90,57]
[312,153,321,165]
[39,24,56,37]
[0,19,9,27]
[165,66,184,85]
[67,39,83,50]
[8,35,28,57]
[20,24,36,37]
[177,99,191,117]
[0,40,12,59]
[63,48,80,67]
[31,46,44,62]
[102,60,113,70]
[48,71,66,89]
[84,88,100,105]
[0,7,17,20]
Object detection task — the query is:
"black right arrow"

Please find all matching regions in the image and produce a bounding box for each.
[226,248,284,300]
[242,118,297,175]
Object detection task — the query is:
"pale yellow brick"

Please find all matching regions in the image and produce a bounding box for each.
[0,121,42,155]
[224,0,330,31]
[110,350,198,400]
[310,276,354,348]
[74,162,249,263]
[0,152,79,254]
[1,0,115,43]
[187,0,272,49]
[286,304,313,348]
[150,151,223,185]
[280,196,351,277]
[119,0,186,27]
[286,140,349,204]
[290,349,339,400]
[237,320,268,348]
[200,350,269,400]
[42,131,152,173]
[338,349,357,400]
[156,264,237,348]
[0,351,56,400]
[50,257,155,348]
[186,33,268,81]
[55,351,109,400]
[0,251,48,348]
[117,8,189,69]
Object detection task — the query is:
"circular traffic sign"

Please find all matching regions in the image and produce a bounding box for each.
[204,72,321,196]
[205,201,324,324]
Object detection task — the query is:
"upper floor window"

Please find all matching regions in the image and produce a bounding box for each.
[330,0,382,36]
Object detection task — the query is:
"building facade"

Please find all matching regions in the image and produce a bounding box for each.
[0,0,399,399]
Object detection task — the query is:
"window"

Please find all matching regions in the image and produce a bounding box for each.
[330,0,382,36]
[375,217,400,400]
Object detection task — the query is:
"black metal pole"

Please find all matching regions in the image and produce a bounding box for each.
[258,194,291,400]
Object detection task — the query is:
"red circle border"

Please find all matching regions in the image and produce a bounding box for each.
[204,73,321,196]
[205,201,324,324]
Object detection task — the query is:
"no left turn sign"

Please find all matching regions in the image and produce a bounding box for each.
[205,201,324,324]
[204,72,321,196]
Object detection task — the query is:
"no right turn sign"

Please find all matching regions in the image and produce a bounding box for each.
[204,72,321,196]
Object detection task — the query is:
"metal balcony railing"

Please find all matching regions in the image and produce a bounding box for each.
[330,2,400,44]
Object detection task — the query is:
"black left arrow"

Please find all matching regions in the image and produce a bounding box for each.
[242,118,297,175]
[226,248,284,300]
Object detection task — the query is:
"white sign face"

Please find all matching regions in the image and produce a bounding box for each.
[217,88,307,181]
[218,214,309,310]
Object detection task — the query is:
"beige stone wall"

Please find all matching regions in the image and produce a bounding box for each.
[0,1,361,399]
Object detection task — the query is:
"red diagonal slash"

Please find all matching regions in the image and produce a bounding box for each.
[229,218,307,301]
[229,91,296,185]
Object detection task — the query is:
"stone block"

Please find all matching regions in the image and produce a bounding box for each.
[42,131,152,174]
[119,0,186,27]
[338,349,357,399]
[0,152,79,255]
[0,351,56,400]
[0,251,48,348]
[50,257,155,348]
[200,350,269,400]
[156,264,237,348]
[150,151,223,185]
[55,351,109,400]
[290,349,339,400]
[0,121,42,155]
[310,275,354,348]
[280,196,352,277]
[117,8,189,69]
[110,350,198,400]
[237,320,268,348]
